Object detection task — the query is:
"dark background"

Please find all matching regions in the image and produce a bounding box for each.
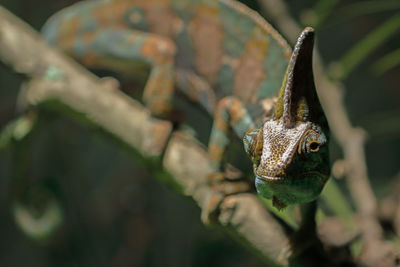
[0,0,399,266]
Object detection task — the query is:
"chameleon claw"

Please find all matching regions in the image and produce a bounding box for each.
[207,172,225,184]
[223,163,245,181]
[201,191,224,225]
[202,171,252,225]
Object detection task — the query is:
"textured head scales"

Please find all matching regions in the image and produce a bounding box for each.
[258,120,311,179]
[244,27,330,208]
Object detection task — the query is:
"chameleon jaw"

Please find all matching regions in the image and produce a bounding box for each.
[254,170,329,205]
[255,170,327,182]
[256,175,285,181]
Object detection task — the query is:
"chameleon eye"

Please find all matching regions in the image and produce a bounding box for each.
[309,142,319,152]
[298,126,326,154]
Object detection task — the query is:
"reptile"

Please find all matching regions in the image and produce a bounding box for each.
[41,0,330,223]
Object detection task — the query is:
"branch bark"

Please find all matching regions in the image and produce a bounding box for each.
[379,172,400,240]
[0,6,291,266]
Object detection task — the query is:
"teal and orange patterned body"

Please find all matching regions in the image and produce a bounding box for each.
[42,0,290,121]
[42,0,330,219]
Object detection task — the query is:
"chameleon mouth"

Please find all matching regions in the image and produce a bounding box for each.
[257,171,326,182]
[254,167,285,181]
[258,175,285,181]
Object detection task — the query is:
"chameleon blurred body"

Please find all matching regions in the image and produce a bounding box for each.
[43,0,290,122]
[42,0,330,216]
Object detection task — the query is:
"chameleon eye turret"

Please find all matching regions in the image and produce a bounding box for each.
[298,125,327,154]
[247,27,330,208]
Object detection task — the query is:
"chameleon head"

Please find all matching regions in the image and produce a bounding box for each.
[243,27,330,209]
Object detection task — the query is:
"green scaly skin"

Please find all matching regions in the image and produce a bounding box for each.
[41,0,330,218]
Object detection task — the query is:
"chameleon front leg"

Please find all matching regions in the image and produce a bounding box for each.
[46,28,176,118]
[202,96,256,223]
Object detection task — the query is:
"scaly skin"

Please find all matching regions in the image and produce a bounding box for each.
[243,29,330,208]
[42,0,330,220]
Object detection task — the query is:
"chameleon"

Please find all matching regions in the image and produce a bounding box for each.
[41,0,330,222]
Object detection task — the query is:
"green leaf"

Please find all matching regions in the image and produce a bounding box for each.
[372,48,400,76]
[324,0,400,28]
[303,0,341,28]
[332,14,400,80]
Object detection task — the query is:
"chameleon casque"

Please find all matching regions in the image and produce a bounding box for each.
[41,0,330,221]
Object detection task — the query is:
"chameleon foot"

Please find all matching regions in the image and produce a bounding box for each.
[201,169,252,225]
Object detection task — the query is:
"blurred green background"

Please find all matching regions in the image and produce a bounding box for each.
[0,0,399,266]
